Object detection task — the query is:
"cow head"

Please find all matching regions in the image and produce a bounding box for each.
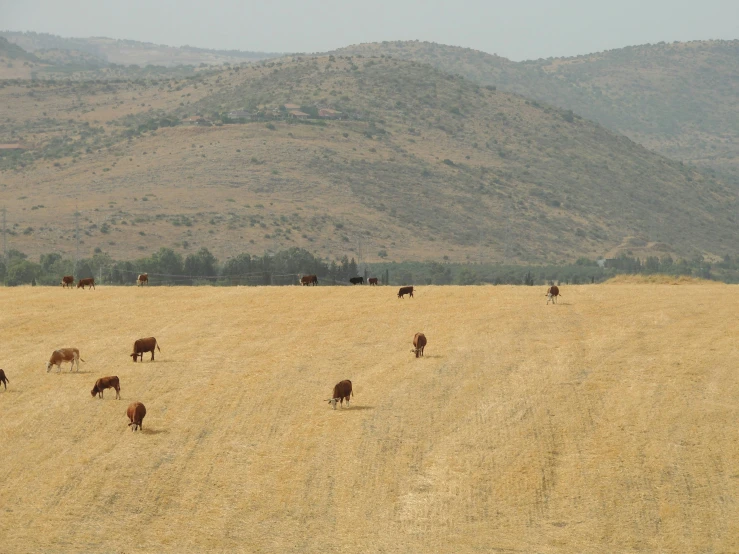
[91,387,98,397]
[130,353,138,362]
[46,361,52,372]
[327,398,338,409]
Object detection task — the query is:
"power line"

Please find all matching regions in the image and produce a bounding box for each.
[74,202,80,275]
[2,206,6,262]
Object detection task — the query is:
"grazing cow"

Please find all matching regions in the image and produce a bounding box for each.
[0,369,8,390]
[126,402,146,431]
[136,273,148,286]
[349,277,364,285]
[546,285,561,305]
[60,275,74,288]
[368,278,379,286]
[91,376,120,399]
[398,286,414,299]
[412,333,427,358]
[300,274,318,286]
[131,337,161,362]
[327,380,353,409]
[46,348,84,372]
[77,277,95,290]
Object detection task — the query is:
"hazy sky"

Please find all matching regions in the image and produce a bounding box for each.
[2,0,737,60]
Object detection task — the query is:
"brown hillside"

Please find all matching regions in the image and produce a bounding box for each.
[332,40,739,181]
[0,285,737,552]
[1,56,737,263]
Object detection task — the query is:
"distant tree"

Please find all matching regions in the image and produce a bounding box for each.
[6,260,42,286]
[457,267,478,285]
[184,247,217,278]
[40,252,62,271]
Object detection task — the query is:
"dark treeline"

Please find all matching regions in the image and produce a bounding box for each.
[0,247,359,287]
[2,248,739,286]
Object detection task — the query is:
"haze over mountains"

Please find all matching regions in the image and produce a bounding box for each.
[1,32,737,264]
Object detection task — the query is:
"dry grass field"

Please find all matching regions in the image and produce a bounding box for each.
[0,284,737,552]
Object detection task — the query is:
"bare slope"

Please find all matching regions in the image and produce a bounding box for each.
[1,57,737,263]
[0,285,737,552]
[332,40,739,180]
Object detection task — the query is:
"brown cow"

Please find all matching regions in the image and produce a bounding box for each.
[412,333,427,358]
[546,285,561,305]
[0,369,8,390]
[299,274,318,286]
[136,273,148,286]
[398,286,414,299]
[60,275,74,288]
[91,376,120,399]
[131,337,161,362]
[126,402,146,431]
[77,277,95,290]
[327,380,353,409]
[368,278,379,286]
[47,348,84,372]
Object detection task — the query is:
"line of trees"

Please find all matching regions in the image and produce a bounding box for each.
[2,247,739,287]
[0,247,362,287]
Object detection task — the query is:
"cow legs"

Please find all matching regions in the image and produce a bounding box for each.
[150,351,155,361]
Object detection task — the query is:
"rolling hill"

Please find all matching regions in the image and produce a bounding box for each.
[331,40,739,181]
[1,55,737,264]
[0,285,737,551]
[1,30,281,67]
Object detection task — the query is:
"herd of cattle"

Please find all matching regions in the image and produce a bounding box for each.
[0,277,564,428]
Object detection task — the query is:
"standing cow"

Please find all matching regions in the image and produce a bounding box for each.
[411,333,427,358]
[0,369,9,390]
[126,402,146,431]
[398,286,414,299]
[77,278,95,290]
[131,337,161,362]
[137,273,148,286]
[327,380,353,409]
[91,376,121,399]
[47,348,85,372]
[60,275,74,288]
[299,274,318,286]
[368,277,379,286]
[349,277,364,285]
[546,285,561,305]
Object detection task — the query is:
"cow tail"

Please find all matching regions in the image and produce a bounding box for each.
[351,389,354,397]
[79,358,86,362]
[156,342,161,352]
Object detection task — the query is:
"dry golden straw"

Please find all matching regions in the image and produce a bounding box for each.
[0,284,736,552]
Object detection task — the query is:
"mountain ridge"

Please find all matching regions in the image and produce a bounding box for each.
[1,55,736,264]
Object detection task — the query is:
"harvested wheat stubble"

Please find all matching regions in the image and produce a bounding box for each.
[0,285,736,552]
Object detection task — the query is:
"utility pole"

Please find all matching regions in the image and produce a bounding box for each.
[2,206,7,262]
[478,230,484,265]
[74,202,80,275]
[503,201,511,264]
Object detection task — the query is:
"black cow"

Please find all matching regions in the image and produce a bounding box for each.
[349,277,364,285]
[398,286,414,298]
